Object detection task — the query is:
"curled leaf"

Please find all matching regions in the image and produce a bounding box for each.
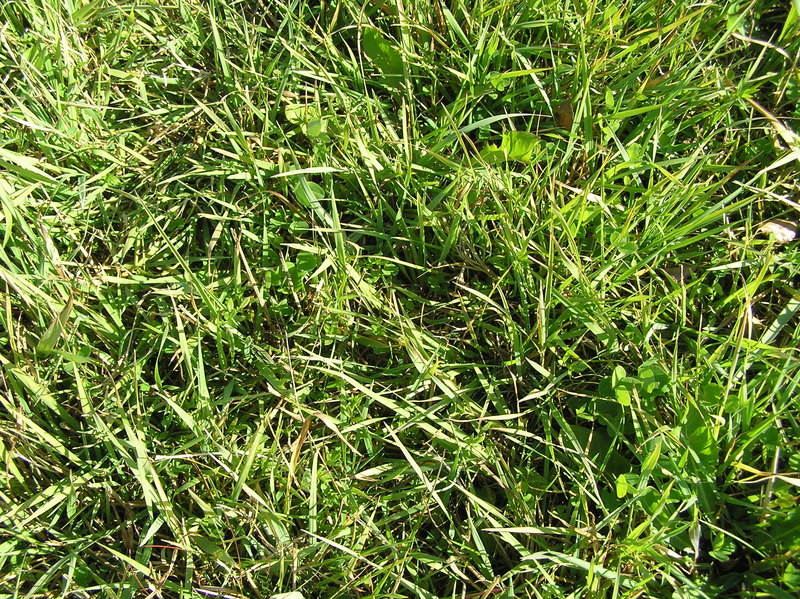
[758,219,797,244]
[555,99,574,129]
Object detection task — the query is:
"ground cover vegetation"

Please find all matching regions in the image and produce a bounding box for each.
[1,0,799,597]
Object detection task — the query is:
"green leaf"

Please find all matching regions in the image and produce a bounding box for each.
[685,403,717,462]
[362,28,404,79]
[637,362,669,397]
[779,2,799,44]
[616,473,629,498]
[293,178,331,227]
[36,293,74,355]
[500,131,542,162]
[284,103,327,138]
[479,143,505,164]
[306,118,326,138]
[639,439,661,487]
[285,103,320,125]
[710,533,736,561]
[488,72,510,91]
[295,251,319,274]
[612,365,634,406]
[480,132,544,164]
[783,563,800,588]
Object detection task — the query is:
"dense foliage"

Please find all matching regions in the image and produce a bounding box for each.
[1,1,798,597]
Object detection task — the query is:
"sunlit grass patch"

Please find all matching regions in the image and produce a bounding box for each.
[1,1,798,597]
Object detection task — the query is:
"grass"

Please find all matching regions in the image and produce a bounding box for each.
[1,0,799,597]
